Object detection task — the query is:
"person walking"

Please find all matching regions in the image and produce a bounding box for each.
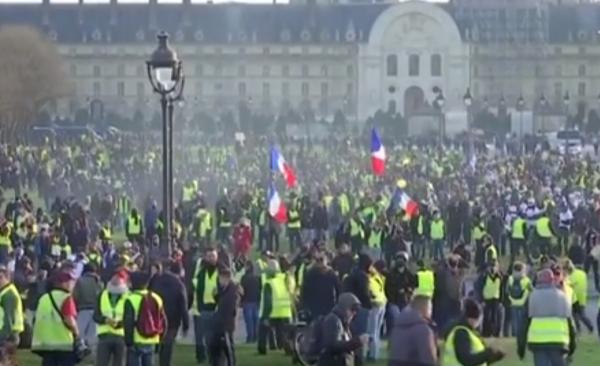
[123,272,167,366]
[208,268,239,366]
[73,263,103,359]
[388,295,437,366]
[31,271,81,366]
[442,298,505,366]
[0,265,24,366]
[94,270,129,366]
[300,255,341,321]
[149,260,190,366]
[477,262,502,337]
[317,293,363,366]
[366,263,386,361]
[563,259,594,333]
[240,261,260,344]
[518,269,576,366]
[506,261,532,337]
[429,210,445,261]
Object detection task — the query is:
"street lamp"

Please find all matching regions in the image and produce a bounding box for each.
[146,31,185,256]
[563,91,570,128]
[463,88,473,156]
[539,94,547,133]
[434,90,445,144]
[517,94,525,138]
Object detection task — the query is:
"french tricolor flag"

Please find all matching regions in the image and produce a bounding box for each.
[268,183,287,223]
[389,187,419,218]
[270,146,297,188]
[370,128,386,176]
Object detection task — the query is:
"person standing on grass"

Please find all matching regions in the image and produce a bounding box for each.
[240,261,260,344]
[73,263,103,360]
[208,268,239,366]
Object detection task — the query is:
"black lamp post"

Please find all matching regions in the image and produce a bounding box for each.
[463,88,473,155]
[433,90,445,144]
[539,94,547,133]
[563,91,570,128]
[517,94,525,138]
[146,31,185,256]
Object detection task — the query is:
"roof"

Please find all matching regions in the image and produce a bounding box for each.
[0,2,599,45]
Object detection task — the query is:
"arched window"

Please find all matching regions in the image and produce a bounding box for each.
[386,55,397,76]
[409,54,420,76]
[431,54,442,76]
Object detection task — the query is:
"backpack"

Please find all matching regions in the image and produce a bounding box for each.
[509,278,525,301]
[136,293,165,338]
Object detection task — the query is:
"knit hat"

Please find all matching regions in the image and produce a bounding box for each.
[463,298,481,320]
[536,269,555,285]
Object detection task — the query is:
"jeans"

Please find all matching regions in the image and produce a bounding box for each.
[366,305,385,360]
[194,312,214,363]
[287,229,301,251]
[242,303,259,343]
[41,352,76,366]
[573,302,594,333]
[77,309,97,352]
[209,332,236,366]
[126,345,154,366]
[431,239,444,261]
[511,306,525,338]
[412,238,426,260]
[158,328,178,366]
[532,349,567,366]
[482,299,500,337]
[97,336,125,366]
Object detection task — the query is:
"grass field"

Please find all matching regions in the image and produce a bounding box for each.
[14,337,599,365]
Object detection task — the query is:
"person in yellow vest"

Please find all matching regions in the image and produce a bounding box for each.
[257,206,268,252]
[257,260,292,355]
[443,298,505,366]
[194,205,213,248]
[506,262,532,337]
[367,263,386,361]
[100,223,112,244]
[125,208,144,245]
[208,268,239,366]
[517,269,576,364]
[414,260,435,298]
[0,265,24,363]
[478,261,502,337]
[472,216,488,268]
[348,210,365,254]
[481,235,498,271]
[0,222,12,266]
[535,213,556,256]
[123,271,166,366]
[366,219,385,261]
[510,213,530,264]
[31,271,82,366]
[563,259,594,333]
[412,213,427,261]
[429,210,445,261]
[287,203,302,251]
[93,270,129,366]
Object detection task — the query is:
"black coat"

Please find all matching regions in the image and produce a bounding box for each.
[149,272,190,332]
[301,266,341,318]
[212,282,239,334]
[343,269,372,309]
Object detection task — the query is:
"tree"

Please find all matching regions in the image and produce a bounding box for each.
[0,26,71,141]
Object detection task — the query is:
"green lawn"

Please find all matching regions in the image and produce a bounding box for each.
[16,337,599,365]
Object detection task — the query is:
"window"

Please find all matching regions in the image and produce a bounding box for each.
[578,82,586,97]
[136,66,144,77]
[386,55,397,76]
[93,81,101,97]
[238,82,246,97]
[263,83,270,99]
[302,65,309,77]
[430,54,442,77]
[321,65,328,77]
[238,65,246,77]
[196,64,203,76]
[117,82,125,97]
[215,65,222,76]
[346,64,354,78]
[578,65,586,77]
[282,65,290,77]
[535,65,542,77]
[409,54,419,76]
[555,65,562,77]
[579,47,585,55]
[215,82,223,93]
[93,65,101,77]
[70,64,77,76]
[346,82,353,96]
[195,82,203,96]
[117,64,125,77]
[321,82,328,97]
[262,65,270,77]
[263,47,270,55]
[301,82,309,98]
[555,47,562,55]
[282,82,289,97]
[136,82,144,98]
[554,82,562,101]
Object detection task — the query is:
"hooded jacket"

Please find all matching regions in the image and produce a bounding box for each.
[388,306,437,366]
[318,293,362,366]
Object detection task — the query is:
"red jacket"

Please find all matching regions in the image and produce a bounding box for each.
[233,224,252,256]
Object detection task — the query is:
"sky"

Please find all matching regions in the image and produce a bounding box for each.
[0,0,448,4]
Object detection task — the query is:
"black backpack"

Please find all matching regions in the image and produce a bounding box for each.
[509,278,525,301]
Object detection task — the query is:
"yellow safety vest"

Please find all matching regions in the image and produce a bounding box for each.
[126,290,163,344]
[258,211,267,227]
[472,224,486,241]
[369,273,386,306]
[536,217,553,238]
[350,219,364,238]
[32,290,74,351]
[443,325,487,366]
[182,185,195,202]
[507,276,531,307]
[527,317,570,346]
[0,284,24,333]
[569,269,587,306]
[96,290,127,336]
[368,229,383,248]
[203,271,218,305]
[485,245,498,262]
[101,227,112,240]
[512,218,526,240]
[417,216,424,236]
[127,216,142,236]
[483,275,501,300]
[197,210,212,238]
[0,234,10,247]
[430,219,445,240]
[288,210,301,229]
[415,270,435,298]
[260,274,292,319]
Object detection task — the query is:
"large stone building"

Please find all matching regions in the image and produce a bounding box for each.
[1,0,600,124]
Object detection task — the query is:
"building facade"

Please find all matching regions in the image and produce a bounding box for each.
[1,0,600,122]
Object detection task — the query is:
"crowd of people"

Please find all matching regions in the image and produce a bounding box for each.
[0,130,598,366]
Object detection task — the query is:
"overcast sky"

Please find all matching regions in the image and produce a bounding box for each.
[0,0,448,4]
